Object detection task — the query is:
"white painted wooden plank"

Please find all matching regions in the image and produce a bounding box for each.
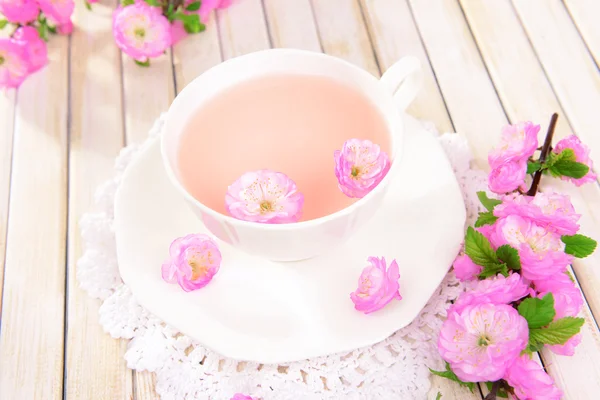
[0,37,69,400]
[563,0,600,66]
[512,0,600,178]
[0,91,15,312]
[411,0,600,397]
[217,0,271,59]
[66,4,133,399]
[359,0,453,138]
[263,0,321,51]
[310,0,380,76]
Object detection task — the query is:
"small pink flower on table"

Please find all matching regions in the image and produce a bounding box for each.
[225,169,304,223]
[11,27,48,74]
[0,39,30,89]
[350,256,401,314]
[113,2,172,64]
[161,234,222,292]
[504,355,562,400]
[0,0,39,24]
[38,0,75,25]
[438,303,529,382]
[553,134,597,186]
[230,394,257,400]
[334,139,390,198]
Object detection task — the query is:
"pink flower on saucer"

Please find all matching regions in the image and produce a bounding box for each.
[504,355,562,400]
[225,169,304,223]
[230,394,257,400]
[350,256,402,314]
[161,233,221,292]
[334,139,390,198]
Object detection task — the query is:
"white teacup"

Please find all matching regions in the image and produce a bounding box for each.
[162,49,422,261]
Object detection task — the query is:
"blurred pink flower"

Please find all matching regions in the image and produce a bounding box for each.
[488,160,527,194]
[225,169,304,223]
[113,2,172,62]
[161,233,221,292]
[58,20,73,34]
[230,394,256,400]
[451,273,530,314]
[38,0,75,25]
[490,215,571,281]
[438,303,528,382]
[11,27,48,74]
[334,138,390,198]
[350,256,401,314]
[547,334,581,357]
[504,355,562,400]
[0,39,30,89]
[553,134,597,186]
[170,21,187,46]
[0,0,39,24]
[488,121,540,169]
[494,192,580,236]
[453,253,481,282]
[200,0,232,22]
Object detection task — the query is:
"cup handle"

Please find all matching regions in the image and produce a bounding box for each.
[379,56,423,112]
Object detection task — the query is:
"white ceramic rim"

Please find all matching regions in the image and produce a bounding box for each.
[161,48,404,231]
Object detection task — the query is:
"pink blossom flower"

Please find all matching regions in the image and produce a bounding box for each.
[38,0,75,25]
[225,169,304,223]
[334,139,390,198]
[494,192,580,236]
[161,234,221,292]
[230,394,256,400]
[0,0,39,24]
[113,2,172,62]
[535,271,583,319]
[200,0,232,22]
[170,21,187,46]
[0,39,30,89]
[438,303,529,382]
[58,20,73,35]
[488,160,527,194]
[490,215,571,281]
[11,27,48,74]
[350,256,402,314]
[451,273,530,314]
[488,121,540,169]
[547,334,581,356]
[553,134,597,186]
[453,253,482,282]
[504,355,562,400]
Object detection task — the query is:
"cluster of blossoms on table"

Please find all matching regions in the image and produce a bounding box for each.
[433,114,597,399]
[0,0,232,89]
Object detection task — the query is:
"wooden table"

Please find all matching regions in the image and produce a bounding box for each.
[1,0,600,398]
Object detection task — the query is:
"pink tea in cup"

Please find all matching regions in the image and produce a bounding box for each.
[177,74,391,221]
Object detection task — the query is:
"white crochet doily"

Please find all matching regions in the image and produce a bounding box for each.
[77,116,486,400]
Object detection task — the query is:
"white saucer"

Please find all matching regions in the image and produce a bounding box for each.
[114,115,466,363]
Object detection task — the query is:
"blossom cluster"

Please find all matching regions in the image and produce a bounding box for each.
[0,0,74,88]
[434,115,597,399]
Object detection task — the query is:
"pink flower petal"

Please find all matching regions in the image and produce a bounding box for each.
[334,139,390,198]
[350,257,402,314]
[504,355,562,399]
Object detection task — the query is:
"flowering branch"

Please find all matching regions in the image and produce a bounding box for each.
[527,113,558,196]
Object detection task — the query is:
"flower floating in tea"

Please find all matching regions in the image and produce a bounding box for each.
[161,233,221,292]
[225,169,304,223]
[334,139,390,198]
[350,256,402,314]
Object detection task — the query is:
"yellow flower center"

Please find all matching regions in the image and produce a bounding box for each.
[260,201,273,213]
[134,28,146,39]
[0,55,4,66]
[477,335,492,347]
[351,166,360,178]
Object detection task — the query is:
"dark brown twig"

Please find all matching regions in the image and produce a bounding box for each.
[527,113,559,196]
[484,381,501,400]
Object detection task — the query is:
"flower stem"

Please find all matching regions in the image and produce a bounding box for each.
[484,381,501,400]
[527,113,559,196]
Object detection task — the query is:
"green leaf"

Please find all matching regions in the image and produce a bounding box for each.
[429,363,475,393]
[465,226,499,267]
[518,293,555,329]
[144,0,161,6]
[562,234,597,258]
[477,191,502,212]
[436,392,442,400]
[527,160,542,174]
[37,22,48,41]
[85,0,92,10]
[48,25,57,34]
[529,317,585,346]
[122,0,135,5]
[478,263,509,279]
[474,211,498,227]
[134,59,151,67]
[496,244,521,270]
[551,160,590,179]
[186,1,201,11]
[548,148,576,165]
[0,19,8,30]
[524,338,544,355]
